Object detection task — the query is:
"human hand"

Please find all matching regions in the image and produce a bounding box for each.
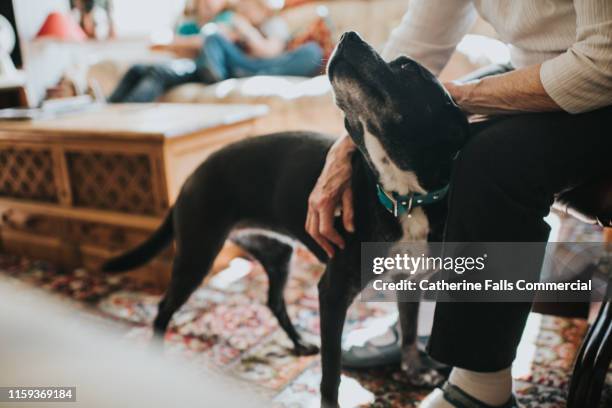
[443,81,466,109]
[443,80,481,117]
[216,23,239,42]
[229,15,260,43]
[150,43,188,57]
[150,43,169,52]
[305,134,356,257]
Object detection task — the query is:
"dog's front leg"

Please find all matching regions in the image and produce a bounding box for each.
[318,258,359,408]
[391,241,428,377]
[397,299,422,376]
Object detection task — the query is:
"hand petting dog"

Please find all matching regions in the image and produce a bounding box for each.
[305,134,356,258]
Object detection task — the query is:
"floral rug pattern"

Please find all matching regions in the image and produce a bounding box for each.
[1,235,610,407]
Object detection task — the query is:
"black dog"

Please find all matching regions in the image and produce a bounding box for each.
[103,32,468,407]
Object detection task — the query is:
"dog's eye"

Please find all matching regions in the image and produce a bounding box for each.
[401,63,410,70]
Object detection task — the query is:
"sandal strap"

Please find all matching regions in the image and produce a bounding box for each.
[442,382,518,408]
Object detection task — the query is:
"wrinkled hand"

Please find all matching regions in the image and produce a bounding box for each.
[306,135,356,257]
[442,81,466,110]
[149,43,170,52]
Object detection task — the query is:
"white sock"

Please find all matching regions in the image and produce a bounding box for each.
[449,367,512,406]
[419,388,454,408]
[419,367,512,407]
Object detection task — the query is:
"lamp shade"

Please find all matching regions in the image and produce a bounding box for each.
[36,12,87,41]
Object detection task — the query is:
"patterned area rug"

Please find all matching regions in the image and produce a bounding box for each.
[1,227,610,407]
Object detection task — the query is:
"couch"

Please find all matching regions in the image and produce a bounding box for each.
[87,0,501,135]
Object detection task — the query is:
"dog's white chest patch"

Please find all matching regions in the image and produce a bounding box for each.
[399,209,429,242]
[363,131,426,196]
[362,129,430,242]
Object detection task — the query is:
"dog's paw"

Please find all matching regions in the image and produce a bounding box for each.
[402,361,425,379]
[401,347,447,387]
[409,368,446,388]
[293,342,319,356]
[401,346,424,376]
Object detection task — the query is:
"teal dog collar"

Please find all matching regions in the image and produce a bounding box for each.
[376,184,449,217]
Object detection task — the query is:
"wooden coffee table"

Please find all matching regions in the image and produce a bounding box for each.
[0,103,268,287]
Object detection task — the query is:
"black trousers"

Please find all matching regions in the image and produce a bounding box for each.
[426,105,612,371]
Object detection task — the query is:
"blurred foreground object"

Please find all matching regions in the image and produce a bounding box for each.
[0,279,267,408]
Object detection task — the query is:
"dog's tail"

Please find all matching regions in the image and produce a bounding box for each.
[101,209,174,273]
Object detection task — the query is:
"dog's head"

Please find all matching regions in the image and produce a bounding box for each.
[328,32,468,191]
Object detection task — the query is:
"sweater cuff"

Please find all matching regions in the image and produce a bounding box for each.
[540,55,590,114]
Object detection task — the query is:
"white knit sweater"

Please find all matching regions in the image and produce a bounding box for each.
[382,0,612,113]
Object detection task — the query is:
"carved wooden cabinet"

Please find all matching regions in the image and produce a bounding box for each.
[0,104,267,287]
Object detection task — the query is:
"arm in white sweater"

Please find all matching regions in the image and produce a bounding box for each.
[540,0,612,113]
[382,0,612,114]
[381,0,477,75]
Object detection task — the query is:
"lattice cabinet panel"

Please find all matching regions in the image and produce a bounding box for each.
[66,151,159,215]
[0,146,58,203]
[0,104,262,289]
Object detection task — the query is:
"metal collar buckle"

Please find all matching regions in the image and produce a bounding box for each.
[377,183,449,219]
[396,195,413,217]
[379,186,414,217]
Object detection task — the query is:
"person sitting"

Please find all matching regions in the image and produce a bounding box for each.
[70,0,115,40]
[306,0,611,406]
[108,0,323,103]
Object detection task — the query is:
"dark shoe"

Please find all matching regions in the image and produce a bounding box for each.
[341,323,450,375]
[438,382,519,408]
[196,65,220,84]
[341,323,402,369]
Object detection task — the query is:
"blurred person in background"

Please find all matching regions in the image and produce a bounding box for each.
[108,0,323,103]
[71,0,116,40]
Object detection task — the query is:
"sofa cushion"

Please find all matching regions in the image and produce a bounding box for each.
[158,75,344,134]
[159,75,330,105]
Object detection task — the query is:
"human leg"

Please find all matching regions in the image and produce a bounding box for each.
[109,61,198,103]
[423,107,612,406]
[108,64,151,103]
[196,34,323,81]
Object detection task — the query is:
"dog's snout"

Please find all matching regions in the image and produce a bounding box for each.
[333,31,368,63]
[339,31,363,46]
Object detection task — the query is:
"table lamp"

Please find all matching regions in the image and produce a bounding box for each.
[35,12,87,42]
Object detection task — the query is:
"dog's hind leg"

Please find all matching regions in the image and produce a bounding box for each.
[153,208,232,340]
[231,231,319,356]
[318,254,361,408]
